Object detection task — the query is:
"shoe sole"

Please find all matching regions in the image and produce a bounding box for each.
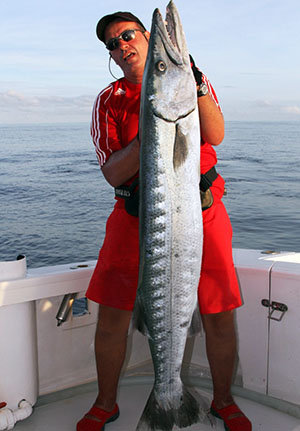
[103,410,120,430]
[210,407,229,431]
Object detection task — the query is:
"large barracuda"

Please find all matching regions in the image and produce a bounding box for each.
[135,1,209,430]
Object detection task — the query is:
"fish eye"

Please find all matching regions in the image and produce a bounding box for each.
[156,60,166,72]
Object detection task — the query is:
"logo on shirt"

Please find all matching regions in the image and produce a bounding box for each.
[115,88,126,96]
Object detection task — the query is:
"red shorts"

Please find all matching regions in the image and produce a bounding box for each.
[86,177,242,314]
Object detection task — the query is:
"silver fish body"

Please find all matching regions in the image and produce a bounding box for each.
[136,2,206,430]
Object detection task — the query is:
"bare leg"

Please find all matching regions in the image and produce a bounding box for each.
[201,310,236,408]
[94,305,132,411]
[76,305,132,429]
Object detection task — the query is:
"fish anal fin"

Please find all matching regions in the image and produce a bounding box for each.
[132,296,149,337]
[188,304,202,337]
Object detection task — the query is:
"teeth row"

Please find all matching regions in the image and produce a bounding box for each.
[166,24,176,47]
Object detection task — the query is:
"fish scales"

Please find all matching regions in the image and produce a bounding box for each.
[135,1,210,430]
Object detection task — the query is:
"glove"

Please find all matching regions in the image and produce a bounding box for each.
[189,54,203,86]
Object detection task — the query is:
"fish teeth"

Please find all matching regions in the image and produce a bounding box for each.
[165,6,177,48]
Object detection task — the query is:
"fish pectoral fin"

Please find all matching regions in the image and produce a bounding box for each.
[188,304,202,337]
[173,123,188,171]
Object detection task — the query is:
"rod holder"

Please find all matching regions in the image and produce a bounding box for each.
[55,293,77,327]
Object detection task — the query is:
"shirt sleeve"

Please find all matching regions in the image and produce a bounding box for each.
[90,85,121,167]
[202,73,222,112]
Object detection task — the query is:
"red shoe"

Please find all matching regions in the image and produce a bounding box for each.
[76,404,119,431]
[210,401,252,431]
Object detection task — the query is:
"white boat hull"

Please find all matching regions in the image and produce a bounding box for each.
[0,249,300,428]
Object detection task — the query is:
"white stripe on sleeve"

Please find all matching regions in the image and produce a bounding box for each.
[91,84,113,167]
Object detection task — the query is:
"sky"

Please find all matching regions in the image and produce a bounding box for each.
[1,0,300,124]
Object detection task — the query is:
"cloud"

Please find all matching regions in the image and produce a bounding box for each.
[0,91,93,110]
[253,100,300,116]
[281,105,300,115]
[0,90,95,123]
[0,90,40,107]
[255,99,273,108]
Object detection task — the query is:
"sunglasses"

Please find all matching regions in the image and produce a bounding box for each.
[106,29,145,51]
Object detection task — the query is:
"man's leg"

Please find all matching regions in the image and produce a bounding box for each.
[201,310,236,408]
[77,305,132,429]
[201,310,251,430]
[94,305,132,410]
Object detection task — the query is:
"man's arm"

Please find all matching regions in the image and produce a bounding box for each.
[100,90,224,188]
[91,89,140,188]
[101,135,140,187]
[197,93,224,146]
[190,54,224,146]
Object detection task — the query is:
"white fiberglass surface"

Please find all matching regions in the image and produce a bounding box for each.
[14,382,300,431]
[260,252,300,264]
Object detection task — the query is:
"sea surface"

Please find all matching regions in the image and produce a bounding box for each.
[1,121,299,268]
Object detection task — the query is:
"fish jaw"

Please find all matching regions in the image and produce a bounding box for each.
[142,1,197,123]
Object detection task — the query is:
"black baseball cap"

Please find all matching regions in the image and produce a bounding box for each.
[96,12,146,43]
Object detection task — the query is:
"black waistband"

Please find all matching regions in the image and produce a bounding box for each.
[115,166,218,198]
[115,177,139,199]
[200,166,218,192]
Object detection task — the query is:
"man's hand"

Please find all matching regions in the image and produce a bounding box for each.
[189,54,203,86]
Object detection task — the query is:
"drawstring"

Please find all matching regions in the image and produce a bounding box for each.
[109,55,120,80]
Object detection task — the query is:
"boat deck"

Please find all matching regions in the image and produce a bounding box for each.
[14,378,300,431]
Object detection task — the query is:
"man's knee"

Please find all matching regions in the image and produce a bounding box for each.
[202,310,235,339]
[96,305,132,340]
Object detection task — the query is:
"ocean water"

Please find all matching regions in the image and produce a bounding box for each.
[1,121,299,268]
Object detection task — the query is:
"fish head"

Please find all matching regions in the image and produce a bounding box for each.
[143,1,197,123]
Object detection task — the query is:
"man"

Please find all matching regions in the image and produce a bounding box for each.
[77,10,251,431]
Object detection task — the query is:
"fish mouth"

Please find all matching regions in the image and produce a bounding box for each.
[146,1,196,123]
[154,1,187,66]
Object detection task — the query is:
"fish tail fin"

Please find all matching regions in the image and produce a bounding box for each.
[136,385,214,431]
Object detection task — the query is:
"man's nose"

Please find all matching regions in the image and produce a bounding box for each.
[119,39,129,50]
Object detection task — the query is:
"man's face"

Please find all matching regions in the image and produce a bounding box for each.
[105,20,150,81]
